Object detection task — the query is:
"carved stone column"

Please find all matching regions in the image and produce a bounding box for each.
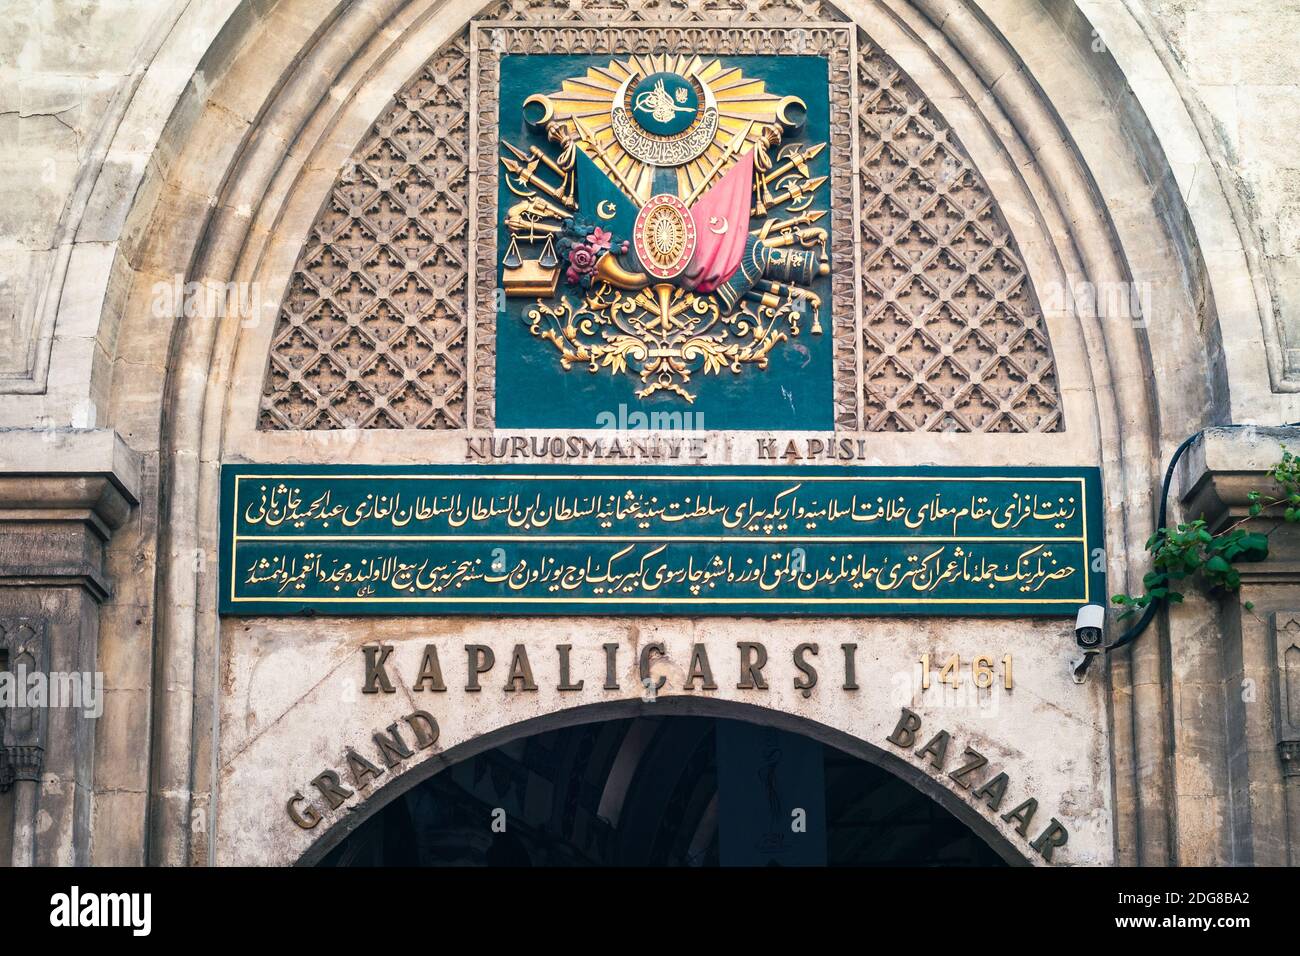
[1180,426,1300,866]
[1273,620,1300,868]
[0,429,140,866]
[0,618,50,866]
[1281,741,1300,867]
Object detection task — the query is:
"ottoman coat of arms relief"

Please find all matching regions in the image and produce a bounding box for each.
[493,51,836,429]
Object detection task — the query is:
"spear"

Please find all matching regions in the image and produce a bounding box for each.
[755,175,827,216]
[572,115,641,201]
[502,139,570,182]
[500,154,573,208]
[684,120,754,206]
[760,142,827,188]
[502,139,575,204]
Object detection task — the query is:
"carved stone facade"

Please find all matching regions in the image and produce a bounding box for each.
[258,0,1061,432]
[853,42,1060,433]
[2,0,1300,873]
[0,431,139,865]
[258,38,473,430]
[0,617,49,793]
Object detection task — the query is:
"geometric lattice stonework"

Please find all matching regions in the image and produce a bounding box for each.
[259,36,471,429]
[258,0,1064,432]
[258,0,860,431]
[855,32,1063,432]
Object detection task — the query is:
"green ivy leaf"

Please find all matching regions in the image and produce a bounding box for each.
[1205,554,1230,573]
[1116,451,1291,618]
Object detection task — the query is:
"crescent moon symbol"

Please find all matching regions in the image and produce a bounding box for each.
[522,94,554,128]
[707,215,729,235]
[776,95,807,134]
[597,200,618,220]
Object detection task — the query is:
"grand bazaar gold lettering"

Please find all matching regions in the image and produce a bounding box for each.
[282,646,1070,864]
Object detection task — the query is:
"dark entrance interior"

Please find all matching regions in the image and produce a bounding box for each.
[321,716,1007,866]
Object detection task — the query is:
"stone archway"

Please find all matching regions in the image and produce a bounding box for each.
[18,0,1279,869]
[297,698,1031,866]
[217,620,1105,867]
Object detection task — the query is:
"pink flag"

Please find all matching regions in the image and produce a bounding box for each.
[684,151,754,293]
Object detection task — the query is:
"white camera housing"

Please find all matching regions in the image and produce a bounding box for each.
[1074,603,1106,650]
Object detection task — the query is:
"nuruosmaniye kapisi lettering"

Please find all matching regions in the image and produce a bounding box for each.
[2,0,1298,909]
[465,434,711,461]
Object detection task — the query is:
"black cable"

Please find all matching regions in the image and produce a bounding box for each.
[1104,429,1202,652]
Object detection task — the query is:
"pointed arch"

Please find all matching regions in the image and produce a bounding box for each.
[293,697,1033,867]
[256,0,1063,433]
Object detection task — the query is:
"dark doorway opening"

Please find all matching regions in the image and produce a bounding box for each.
[320,715,1006,867]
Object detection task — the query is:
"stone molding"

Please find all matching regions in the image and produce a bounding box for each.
[0,429,141,600]
[1275,611,1300,747]
[1180,426,1300,554]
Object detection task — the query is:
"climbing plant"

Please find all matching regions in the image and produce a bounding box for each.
[1113,448,1300,618]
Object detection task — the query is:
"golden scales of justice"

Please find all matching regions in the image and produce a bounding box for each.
[500,207,562,298]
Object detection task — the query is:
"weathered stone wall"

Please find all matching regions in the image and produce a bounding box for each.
[221,617,1112,866]
[0,0,1298,869]
[0,1,184,411]
[2,1,1298,425]
[1136,0,1300,386]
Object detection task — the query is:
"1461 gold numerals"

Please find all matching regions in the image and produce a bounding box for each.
[918,654,1013,690]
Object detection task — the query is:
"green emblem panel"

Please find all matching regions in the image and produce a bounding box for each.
[495,54,834,430]
[219,465,1104,616]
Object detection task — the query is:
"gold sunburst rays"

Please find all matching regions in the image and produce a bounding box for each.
[540,55,784,204]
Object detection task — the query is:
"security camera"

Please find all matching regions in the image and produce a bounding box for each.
[1075,604,1106,650]
[1070,604,1107,684]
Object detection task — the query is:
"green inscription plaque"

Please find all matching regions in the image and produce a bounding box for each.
[219,465,1104,616]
